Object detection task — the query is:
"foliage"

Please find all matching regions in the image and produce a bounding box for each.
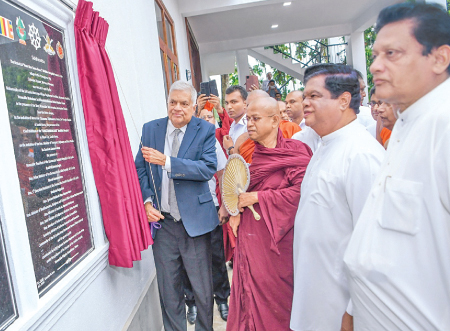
[364,26,376,93]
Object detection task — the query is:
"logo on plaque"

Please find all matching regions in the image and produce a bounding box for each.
[16,17,26,45]
[0,15,14,40]
[43,35,55,55]
[56,41,64,59]
[28,23,41,50]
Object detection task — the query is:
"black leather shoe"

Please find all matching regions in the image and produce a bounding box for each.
[187,305,197,325]
[218,303,229,321]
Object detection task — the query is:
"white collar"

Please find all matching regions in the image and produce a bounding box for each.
[167,119,187,136]
[321,119,359,144]
[231,115,246,127]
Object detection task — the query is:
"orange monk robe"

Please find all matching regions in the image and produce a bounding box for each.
[380,128,391,146]
[239,120,301,163]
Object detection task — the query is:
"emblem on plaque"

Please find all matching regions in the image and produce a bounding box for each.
[43,35,55,55]
[0,15,14,40]
[56,41,64,59]
[28,23,41,50]
[16,17,26,45]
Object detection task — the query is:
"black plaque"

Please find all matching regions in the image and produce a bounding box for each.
[0,0,93,296]
[0,218,17,331]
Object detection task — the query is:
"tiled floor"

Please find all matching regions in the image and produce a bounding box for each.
[187,265,232,331]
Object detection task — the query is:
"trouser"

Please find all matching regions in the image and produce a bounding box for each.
[184,211,230,307]
[153,214,213,331]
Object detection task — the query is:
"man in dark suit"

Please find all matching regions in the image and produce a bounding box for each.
[135,80,218,331]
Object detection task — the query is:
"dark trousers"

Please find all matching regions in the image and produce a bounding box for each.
[185,221,231,307]
[153,214,213,331]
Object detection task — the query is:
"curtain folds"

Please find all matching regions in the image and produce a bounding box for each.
[74,0,152,267]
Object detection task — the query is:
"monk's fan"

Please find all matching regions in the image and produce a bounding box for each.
[222,154,261,220]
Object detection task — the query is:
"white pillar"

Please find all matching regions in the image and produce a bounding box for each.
[235,49,249,87]
[328,37,342,64]
[346,31,368,105]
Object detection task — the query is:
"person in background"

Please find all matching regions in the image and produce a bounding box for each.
[197,93,232,155]
[366,86,381,138]
[223,86,248,157]
[344,3,450,329]
[285,90,306,129]
[261,72,273,92]
[278,100,290,121]
[267,80,280,98]
[275,92,282,101]
[377,102,397,149]
[355,70,377,129]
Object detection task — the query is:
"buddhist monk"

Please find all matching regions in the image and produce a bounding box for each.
[226,97,312,331]
[238,91,301,163]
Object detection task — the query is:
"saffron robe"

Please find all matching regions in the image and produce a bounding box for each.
[380,127,391,147]
[239,120,301,163]
[227,130,312,331]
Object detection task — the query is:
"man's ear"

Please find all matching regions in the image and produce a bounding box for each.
[339,91,352,111]
[431,45,450,75]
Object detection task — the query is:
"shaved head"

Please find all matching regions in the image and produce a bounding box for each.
[246,97,280,147]
[246,90,270,107]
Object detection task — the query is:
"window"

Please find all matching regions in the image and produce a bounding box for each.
[155,0,179,96]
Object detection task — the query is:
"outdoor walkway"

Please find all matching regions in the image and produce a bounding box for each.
[187,265,232,331]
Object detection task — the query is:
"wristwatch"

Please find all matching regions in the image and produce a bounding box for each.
[227,146,234,156]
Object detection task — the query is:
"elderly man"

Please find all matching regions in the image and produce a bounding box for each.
[226,97,312,331]
[135,80,218,331]
[285,90,306,129]
[344,3,450,330]
[237,91,300,163]
[290,64,385,331]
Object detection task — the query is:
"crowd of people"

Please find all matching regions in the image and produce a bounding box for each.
[135,2,450,331]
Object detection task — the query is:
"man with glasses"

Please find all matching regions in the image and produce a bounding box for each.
[226,97,312,331]
[344,4,450,329]
[290,64,385,331]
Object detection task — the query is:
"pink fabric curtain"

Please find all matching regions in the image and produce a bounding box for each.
[74,0,152,267]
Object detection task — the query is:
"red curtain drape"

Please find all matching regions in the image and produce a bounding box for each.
[74,0,152,267]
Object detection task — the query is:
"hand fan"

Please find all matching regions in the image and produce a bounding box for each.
[222,154,261,220]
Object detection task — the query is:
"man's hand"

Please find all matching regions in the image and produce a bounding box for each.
[218,204,229,225]
[197,94,208,111]
[223,135,234,151]
[229,214,241,237]
[341,312,354,331]
[249,84,259,91]
[209,94,223,114]
[238,192,258,212]
[141,147,166,166]
[145,202,164,223]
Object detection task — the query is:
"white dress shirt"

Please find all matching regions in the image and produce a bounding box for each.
[290,120,385,331]
[344,78,450,330]
[208,139,227,207]
[228,116,247,143]
[291,126,321,153]
[145,120,187,212]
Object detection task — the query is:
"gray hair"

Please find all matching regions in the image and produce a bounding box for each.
[169,80,197,105]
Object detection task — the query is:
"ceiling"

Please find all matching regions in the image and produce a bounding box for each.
[183,0,402,54]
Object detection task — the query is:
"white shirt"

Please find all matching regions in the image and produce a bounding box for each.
[208,139,227,207]
[291,126,321,153]
[229,116,247,143]
[357,105,375,128]
[145,120,187,212]
[366,121,377,138]
[299,118,306,130]
[291,120,385,331]
[344,78,450,331]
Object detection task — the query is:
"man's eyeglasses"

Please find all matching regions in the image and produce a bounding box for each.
[200,114,214,120]
[243,114,275,124]
[369,101,382,107]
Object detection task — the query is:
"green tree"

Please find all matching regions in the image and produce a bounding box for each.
[364,26,376,93]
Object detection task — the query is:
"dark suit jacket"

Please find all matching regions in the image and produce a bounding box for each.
[135,116,219,237]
